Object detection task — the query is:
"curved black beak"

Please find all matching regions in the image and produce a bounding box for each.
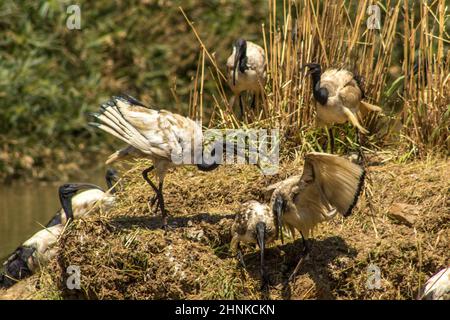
[58,183,103,222]
[273,194,285,244]
[255,222,267,289]
[105,168,119,193]
[300,63,320,77]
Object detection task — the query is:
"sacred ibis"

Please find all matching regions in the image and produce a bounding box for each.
[0,190,77,289]
[269,152,365,281]
[89,95,232,229]
[45,168,118,227]
[231,200,279,289]
[303,63,382,157]
[226,39,266,119]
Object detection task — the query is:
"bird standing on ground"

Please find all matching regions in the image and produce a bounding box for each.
[231,200,278,289]
[45,168,118,227]
[303,63,382,155]
[269,152,365,281]
[226,39,266,119]
[90,95,228,229]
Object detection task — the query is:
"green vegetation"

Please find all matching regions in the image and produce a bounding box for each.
[0,0,266,181]
[0,0,448,182]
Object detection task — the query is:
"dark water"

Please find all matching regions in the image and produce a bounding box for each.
[0,169,108,263]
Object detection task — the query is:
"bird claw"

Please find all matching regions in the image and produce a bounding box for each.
[161,213,172,232]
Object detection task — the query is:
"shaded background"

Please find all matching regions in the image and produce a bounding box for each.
[0,0,268,182]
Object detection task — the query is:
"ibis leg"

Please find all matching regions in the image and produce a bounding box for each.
[236,242,246,268]
[239,94,245,121]
[288,232,310,282]
[142,166,168,229]
[356,129,366,165]
[250,93,256,108]
[157,180,168,229]
[142,166,156,206]
[328,127,335,154]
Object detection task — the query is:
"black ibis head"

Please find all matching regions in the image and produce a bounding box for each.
[301,63,322,77]
[58,183,103,222]
[105,168,119,191]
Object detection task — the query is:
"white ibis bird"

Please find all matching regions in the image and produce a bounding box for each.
[231,200,279,289]
[89,95,229,229]
[303,63,382,155]
[45,168,118,227]
[0,224,64,289]
[419,267,450,300]
[0,170,120,288]
[0,192,77,289]
[269,152,365,281]
[226,39,266,118]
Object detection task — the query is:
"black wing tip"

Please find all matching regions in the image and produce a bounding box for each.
[87,112,100,119]
[117,93,147,108]
[88,122,101,128]
[343,167,366,218]
[100,94,147,111]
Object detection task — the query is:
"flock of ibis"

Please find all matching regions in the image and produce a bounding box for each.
[1,38,448,299]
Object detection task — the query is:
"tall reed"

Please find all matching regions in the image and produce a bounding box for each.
[185,0,448,156]
[401,0,449,155]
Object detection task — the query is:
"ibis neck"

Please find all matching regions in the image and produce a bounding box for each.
[311,72,328,105]
[238,50,247,73]
[106,177,116,194]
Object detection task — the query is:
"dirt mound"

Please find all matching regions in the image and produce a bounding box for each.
[49,216,254,299]
[3,155,448,300]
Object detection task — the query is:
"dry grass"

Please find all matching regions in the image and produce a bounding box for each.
[185,0,449,156]
[400,0,450,155]
[2,154,445,300]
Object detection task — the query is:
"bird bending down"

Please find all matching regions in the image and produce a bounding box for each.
[45,168,118,227]
[90,95,227,229]
[0,187,79,288]
[231,200,279,289]
[226,39,266,119]
[418,267,450,300]
[303,63,382,157]
[269,152,365,281]
[0,225,64,289]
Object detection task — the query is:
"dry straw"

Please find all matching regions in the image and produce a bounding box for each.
[184,0,449,157]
